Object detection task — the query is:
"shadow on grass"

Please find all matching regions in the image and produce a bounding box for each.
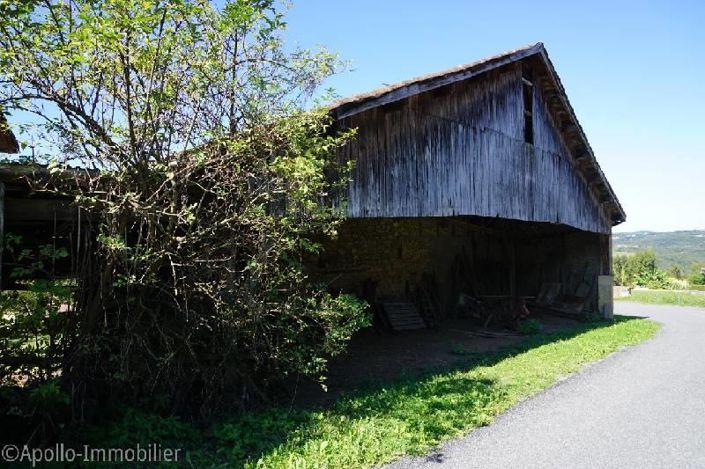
[79,316,649,467]
[197,315,645,467]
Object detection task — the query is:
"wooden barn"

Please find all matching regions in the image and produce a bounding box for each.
[311,43,625,327]
[0,44,624,326]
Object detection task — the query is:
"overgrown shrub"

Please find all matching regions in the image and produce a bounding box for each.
[665,277,689,291]
[517,319,543,335]
[0,0,369,417]
[688,266,705,286]
[613,250,668,289]
[0,239,72,387]
[0,236,75,443]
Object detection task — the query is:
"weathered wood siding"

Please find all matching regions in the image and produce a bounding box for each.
[339,64,611,234]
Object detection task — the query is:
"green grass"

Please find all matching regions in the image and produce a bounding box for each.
[85,317,660,468]
[616,289,705,307]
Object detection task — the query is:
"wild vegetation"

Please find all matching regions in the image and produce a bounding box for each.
[613,249,705,290]
[77,316,659,467]
[0,0,370,438]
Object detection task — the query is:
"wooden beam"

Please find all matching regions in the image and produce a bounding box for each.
[574,151,590,161]
[4,197,76,222]
[508,236,516,300]
[561,122,579,133]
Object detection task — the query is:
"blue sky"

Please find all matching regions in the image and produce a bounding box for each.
[284,0,705,232]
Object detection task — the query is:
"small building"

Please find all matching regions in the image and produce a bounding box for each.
[312,43,624,324]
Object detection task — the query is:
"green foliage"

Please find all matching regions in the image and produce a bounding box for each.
[28,380,70,409]
[666,265,683,280]
[614,248,705,291]
[0,237,74,443]
[516,318,543,335]
[688,264,705,286]
[0,237,73,386]
[665,277,689,291]
[636,269,668,290]
[0,0,368,416]
[613,249,668,289]
[689,273,705,286]
[82,317,659,468]
[84,407,200,449]
[613,254,629,286]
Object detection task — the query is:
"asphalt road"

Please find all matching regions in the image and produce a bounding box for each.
[387,303,705,469]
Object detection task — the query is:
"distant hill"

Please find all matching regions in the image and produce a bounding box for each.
[612,230,705,271]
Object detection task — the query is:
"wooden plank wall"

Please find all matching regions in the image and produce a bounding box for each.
[338,64,611,234]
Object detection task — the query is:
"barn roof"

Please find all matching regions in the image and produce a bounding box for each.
[330,43,626,226]
[0,113,19,154]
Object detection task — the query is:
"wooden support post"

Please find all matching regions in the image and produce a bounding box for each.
[508,236,516,299]
[600,233,612,275]
[598,232,614,319]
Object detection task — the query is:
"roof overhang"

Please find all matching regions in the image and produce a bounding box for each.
[329,43,626,227]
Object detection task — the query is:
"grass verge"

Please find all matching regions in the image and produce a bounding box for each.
[86,316,660,468]
[617,289,705,307]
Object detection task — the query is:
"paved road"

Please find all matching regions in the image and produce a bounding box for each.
[388,303,705,469]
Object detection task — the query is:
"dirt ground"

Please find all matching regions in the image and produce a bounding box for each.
[289,314,583,408]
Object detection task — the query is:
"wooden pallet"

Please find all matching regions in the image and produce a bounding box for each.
[381,302,426,331]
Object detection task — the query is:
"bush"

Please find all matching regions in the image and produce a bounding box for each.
[666,266,684,280]
[635,269,669,290]
[665,278,689,291]
[0,238,72,386]
[0,0,370,417]
[688,271,705,286]
[613,249,669,289]
[517,319,543,335]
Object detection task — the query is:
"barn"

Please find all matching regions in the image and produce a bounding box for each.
[311,43,624,327]
[0,44,624,326]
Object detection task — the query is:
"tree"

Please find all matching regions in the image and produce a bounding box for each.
[0,0,368,417]
[666,265,683,280]
[613,254,629,286]
[689,263,705,286]
[612,250,667,289]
